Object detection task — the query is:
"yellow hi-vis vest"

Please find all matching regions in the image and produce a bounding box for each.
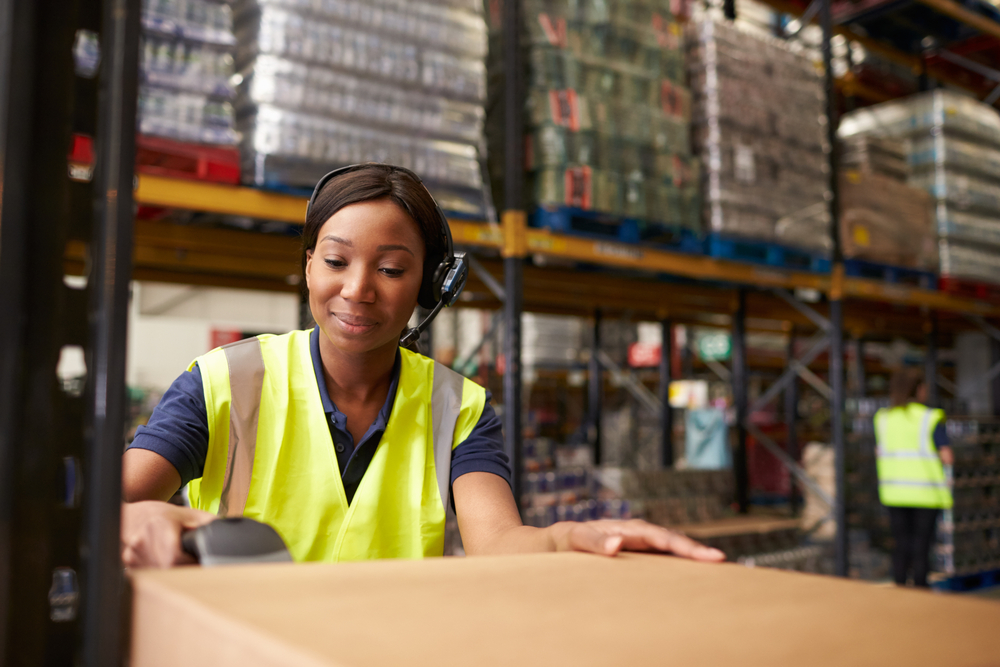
[874,403,952,509]
[186,330,486,562]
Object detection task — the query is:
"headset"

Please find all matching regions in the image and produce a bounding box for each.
[306,163,469,348]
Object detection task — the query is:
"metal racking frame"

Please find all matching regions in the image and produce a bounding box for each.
[5,3,1000,661]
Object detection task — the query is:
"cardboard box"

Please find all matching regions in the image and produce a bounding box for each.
[130,552,1000,667]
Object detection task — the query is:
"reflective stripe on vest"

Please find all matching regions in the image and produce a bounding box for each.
[187,330,485,562]
[874,404,952,509]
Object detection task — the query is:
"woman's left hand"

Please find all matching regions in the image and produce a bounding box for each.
[549,519,727,562]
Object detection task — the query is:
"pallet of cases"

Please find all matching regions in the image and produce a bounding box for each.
[234,0,490,218]
[935,418,1000,586]
[774,169,938,279]
[138,0,239,147]
[486,0,700,243]
[840,90,1000,287]
[688,17,830,265]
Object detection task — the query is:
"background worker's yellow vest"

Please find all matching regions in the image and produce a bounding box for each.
[187,330,486,562]
[874,403,952,509]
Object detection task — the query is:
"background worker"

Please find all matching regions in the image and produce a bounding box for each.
[875,368,954,588]
[120,163,726,568]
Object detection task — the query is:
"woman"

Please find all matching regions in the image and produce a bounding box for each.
[874,368,953,588]
[121,164,725,567]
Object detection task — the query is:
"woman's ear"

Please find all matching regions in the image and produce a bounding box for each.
[304,249,313,291]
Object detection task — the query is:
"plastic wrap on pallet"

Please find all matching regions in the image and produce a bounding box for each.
[839,89,1000,148]
[774,170,937,271]
[487,0,696,232]
[840,136,908,181]
[235,0,489,215]
[688,18,829,243]
[841,90,1000,278]
[139,0,239,145]
[909,134,1000,183]
[939,239,1000,284]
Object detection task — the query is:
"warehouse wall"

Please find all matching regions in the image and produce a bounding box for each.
[126,282,299,393]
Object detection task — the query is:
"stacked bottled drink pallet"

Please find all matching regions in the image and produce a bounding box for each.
[487,0,699,232]
[520,439,632,527]
[936,418,1000,577]
[233,0,489,217]
[687,18,829,243]
[140,0,239,145]
[839,90,1000,286]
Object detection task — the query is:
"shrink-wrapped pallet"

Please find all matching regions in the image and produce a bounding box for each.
[688,18,829,243]
[487,0,698,229]
[234,0,489,217]
[840,90,1000,284]
[139,0,239,145]
[775,170,937,270]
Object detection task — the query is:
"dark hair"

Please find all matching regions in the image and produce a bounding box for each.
[889,368,924,408]
[301,164,447,298]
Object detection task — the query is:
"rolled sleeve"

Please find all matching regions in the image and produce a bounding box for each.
[128,364,210,487]
[450,390,511,488]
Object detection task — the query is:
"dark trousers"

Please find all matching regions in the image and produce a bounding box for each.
[887,506,940,587]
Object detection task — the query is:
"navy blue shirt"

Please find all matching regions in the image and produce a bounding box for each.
[130,327,511,504]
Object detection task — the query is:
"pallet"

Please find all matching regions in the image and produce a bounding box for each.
[638,222,705,254]
[934,568,1000,592]
[531,206,642,244]
[68,133,241,185]
[843,259,937,289]
[939,276,1000,303]
[134,135,240,184]
[704,234,831,273]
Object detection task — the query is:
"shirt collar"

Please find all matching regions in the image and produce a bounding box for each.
[310,326,401,431]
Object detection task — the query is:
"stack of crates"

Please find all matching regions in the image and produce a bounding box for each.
[937,418,1000,578]
[487,0,699,237]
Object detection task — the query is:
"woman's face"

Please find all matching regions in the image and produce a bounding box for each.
[305,199,425,356]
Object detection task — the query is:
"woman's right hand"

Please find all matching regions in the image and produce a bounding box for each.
[121,501,216,569]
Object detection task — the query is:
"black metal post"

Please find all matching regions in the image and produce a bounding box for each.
[0,0,95,662]
[82,0,140,664]
[852,337,866,400]
[732,291,749,513]
[590,310,604,464]
[785,328,800,513]
[820,0,848,578]
[502,0,524,506]
[831,300,847,576]
[660,318,674,467]
[925,320,939,409]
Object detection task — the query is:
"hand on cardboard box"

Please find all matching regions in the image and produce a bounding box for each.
[121,501,216,569]
[551,519,727,561]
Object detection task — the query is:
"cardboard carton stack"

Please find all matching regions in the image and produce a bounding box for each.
[487,0,699,231]
[840,89,1000,285]
[233,0,489,217]
[774,170,938,270]
[688,18,829,243]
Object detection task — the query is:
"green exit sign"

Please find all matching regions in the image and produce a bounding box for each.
[697,332,731,361]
